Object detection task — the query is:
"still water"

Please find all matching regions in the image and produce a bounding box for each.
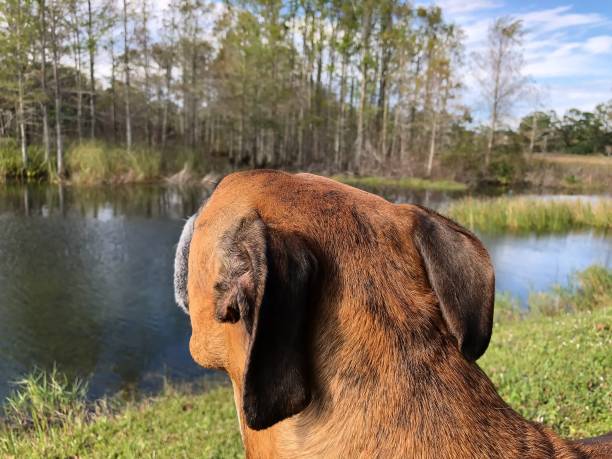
[0,183,610,401]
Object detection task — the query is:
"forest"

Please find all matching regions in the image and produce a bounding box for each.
[0,0,611,183]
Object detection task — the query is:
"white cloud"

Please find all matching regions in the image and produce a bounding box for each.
[583,35,612,54]
[435,0,502,15]
[547,81,612,114]
[518,6,606,34]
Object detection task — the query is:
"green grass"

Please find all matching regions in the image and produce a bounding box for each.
[481,306,611,439]
[446,196,612,233]
[2,266,610,456]
[333,175,468,192]
[484,266,612,438]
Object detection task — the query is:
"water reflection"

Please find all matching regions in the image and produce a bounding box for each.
[0,183,208,220]
[0,184,212,401]
[0,182,610,401]
[482,231,611,304]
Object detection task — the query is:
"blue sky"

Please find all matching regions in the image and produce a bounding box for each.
[426,1,612,119]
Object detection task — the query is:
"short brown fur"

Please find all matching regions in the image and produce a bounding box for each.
[184,170,611,459]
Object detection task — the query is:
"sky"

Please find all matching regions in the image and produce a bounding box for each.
[426,0,612,120]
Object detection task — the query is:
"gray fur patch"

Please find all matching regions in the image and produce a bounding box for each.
[174,214,197,314]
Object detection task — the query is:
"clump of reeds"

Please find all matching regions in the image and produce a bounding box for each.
[447,196,611,233]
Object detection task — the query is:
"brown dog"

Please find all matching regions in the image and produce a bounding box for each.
[174,170,611,458]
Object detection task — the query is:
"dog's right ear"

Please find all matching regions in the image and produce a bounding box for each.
[215,212,318,431]
[411,206,495,361]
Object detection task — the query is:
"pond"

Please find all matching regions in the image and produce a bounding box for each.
[0,183,610,401]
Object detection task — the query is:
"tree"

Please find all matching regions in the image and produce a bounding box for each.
[36,0,51,162]
[49,0,65,176]
[354,0,374,171]
[0,0,35,168]
[86,0,112,139]
[473,17,527,167]
[68,0,84,143]
[122,0,132,152]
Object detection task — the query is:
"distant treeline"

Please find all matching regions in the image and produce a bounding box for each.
[0,0,610,181]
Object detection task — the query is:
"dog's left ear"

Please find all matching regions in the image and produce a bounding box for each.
[216,213,318,431]
[412,206,495,361]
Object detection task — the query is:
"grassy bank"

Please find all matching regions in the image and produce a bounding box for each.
[446,196,612,234]
[0,140,214,185]
[333,175,468,192]
[526,153,612,191]
[2,267,611,457]
[1,376,242,458]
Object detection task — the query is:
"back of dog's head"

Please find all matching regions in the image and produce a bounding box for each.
[174,171,495,431]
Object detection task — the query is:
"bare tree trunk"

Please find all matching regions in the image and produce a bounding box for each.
[486,36,504,167]
[486,109,497,167]
[141,0,151,146]
[426,110,438,177]
[110,39,118,142]
[122,0,132,152]
[161,63,171,147]
[377,6,392,154]
[407,56,422,155]
[334,53,348,168]
[39,0,51,163]
[50,2,64,177]
[71,3,83,143]
[15,0,27,168]
[529,115,537,154]
[190,48,198,148]
[87,0,96,138]
[356,7,373,171]
[381,97,389,158]
[17,70,27,168]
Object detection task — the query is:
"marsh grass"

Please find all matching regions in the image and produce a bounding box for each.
[446,196,612,233]
[0,139,48,181]
[67,141,161,184]
[333,175,468,192]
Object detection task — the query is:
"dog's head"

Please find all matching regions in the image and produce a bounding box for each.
[174,171,494,431]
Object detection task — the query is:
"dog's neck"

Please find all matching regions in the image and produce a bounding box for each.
[230,314,564,458]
